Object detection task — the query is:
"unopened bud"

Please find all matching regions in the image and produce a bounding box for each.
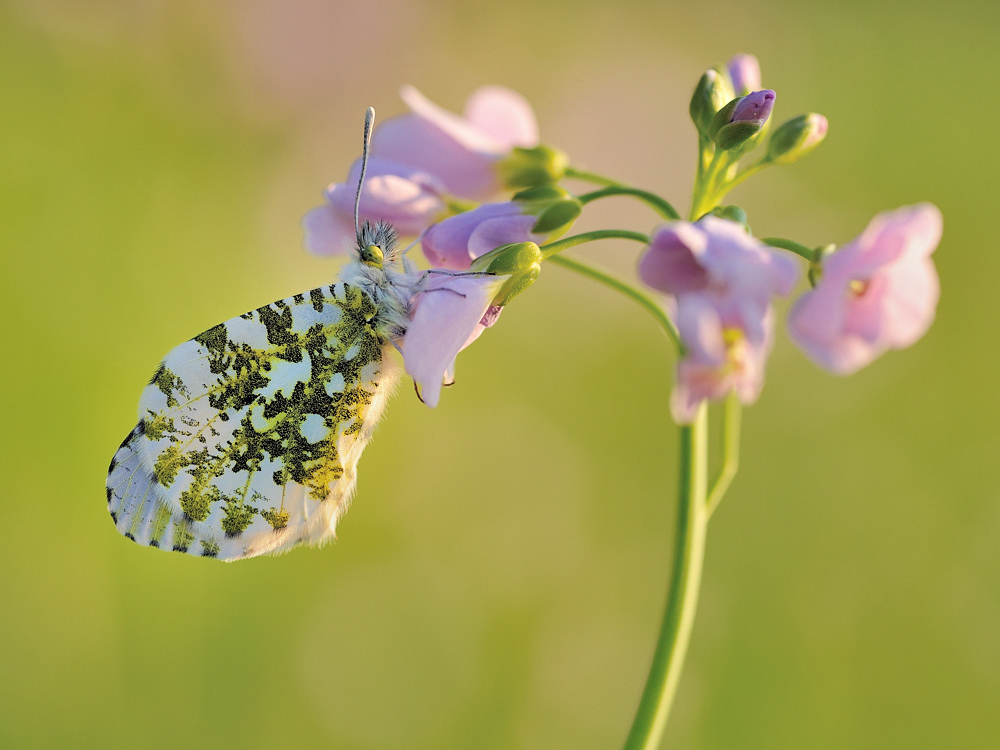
[705,204,750,231]
[808,243,836,287]
[496,145,568,190]
[469,241,543,307]
[765,113,829,165]
[712,90,775,151]
[727,54,761,96]
[689,68,734,137]
[732,90,775,125]
[512,185,582,236]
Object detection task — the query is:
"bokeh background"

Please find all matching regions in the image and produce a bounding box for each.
[2,0,998,747]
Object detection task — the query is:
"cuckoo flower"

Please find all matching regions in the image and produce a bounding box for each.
[422,202,544,270]
[302,157,446,256]
[672,301,776,423]
[638,217,800,422]
[403,272,509,408]
[788,203,942,375]
[373,85,539,201]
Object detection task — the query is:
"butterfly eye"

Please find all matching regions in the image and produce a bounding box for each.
[361,244,384,267]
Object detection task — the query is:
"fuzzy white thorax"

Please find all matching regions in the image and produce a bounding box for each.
[338,258,418,343]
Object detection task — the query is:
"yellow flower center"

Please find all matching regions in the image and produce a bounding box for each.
[721,327,748,374]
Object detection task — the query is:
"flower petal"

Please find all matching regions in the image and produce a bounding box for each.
[466,213,540,259]
[327,174,443,236]
[675,293,726,365]
[372,86,506,200]
[301,204,355,256]
[463,85,539,150]
[401,85,503,153]
[402,273,509,407]
[875,256,940,349]
[638,223,709,293]
[421,202,524,270]
[851,203,943,276]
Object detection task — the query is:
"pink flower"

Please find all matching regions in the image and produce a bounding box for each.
[302,157,446,256]
[402,272,510,407]
[637,218,800,422]
[672,300,775,423]
[422,202,545,270]
[788,203,942,375]
[373,85,539,201]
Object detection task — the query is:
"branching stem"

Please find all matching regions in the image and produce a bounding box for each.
[578,187,680,220]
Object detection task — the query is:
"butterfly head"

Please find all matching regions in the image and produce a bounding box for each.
[356,220,399,269]
[360,244,383,267]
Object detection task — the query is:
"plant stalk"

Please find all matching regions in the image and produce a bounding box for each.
[622,404,709,750]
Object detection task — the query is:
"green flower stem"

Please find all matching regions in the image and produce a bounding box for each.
[578,187,681,221]
[762,237,815,261]
[540,230,650,259]
[709,160,769,204]
[706,392,741,519]
[549,166,744,749]
[695,135,710,184]
[623,403,709,750]
[546,254,681,350]
[563,166,624,187]
[690,149,732,220]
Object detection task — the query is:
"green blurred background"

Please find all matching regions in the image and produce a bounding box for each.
[2,0,998,747]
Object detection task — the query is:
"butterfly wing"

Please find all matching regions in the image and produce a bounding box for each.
[106,281,398,561]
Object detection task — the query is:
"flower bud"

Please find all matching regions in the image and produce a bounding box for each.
[689,68,734,137]
[512,185,583,236]
[496,145,568,190]
[712,90,775,151]
[727,54,761,96]
[731,90,775,125]
[765,113,828,165]
[705,204,750,231]
[469,241,543,307]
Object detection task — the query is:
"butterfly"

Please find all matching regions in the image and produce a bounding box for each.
[106,108,423,561]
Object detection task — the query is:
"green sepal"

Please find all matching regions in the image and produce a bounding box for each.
[532,201,582,234]
[497,145,568,190]
[690,68,734,136]
[715,120,762,151]
[444,196,478,215]
[708,96,744,140]
[512,185,582,236]
[469,241,543,307]
[511,185,566,202]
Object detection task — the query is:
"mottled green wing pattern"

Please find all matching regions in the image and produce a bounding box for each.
[106,282,398,561]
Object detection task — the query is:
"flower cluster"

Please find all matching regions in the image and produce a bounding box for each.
[638,218,799,421]
[302,55,941,421]
[303,85,548,257]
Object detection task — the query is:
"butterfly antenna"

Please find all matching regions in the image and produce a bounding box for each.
[354,106,375,239]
